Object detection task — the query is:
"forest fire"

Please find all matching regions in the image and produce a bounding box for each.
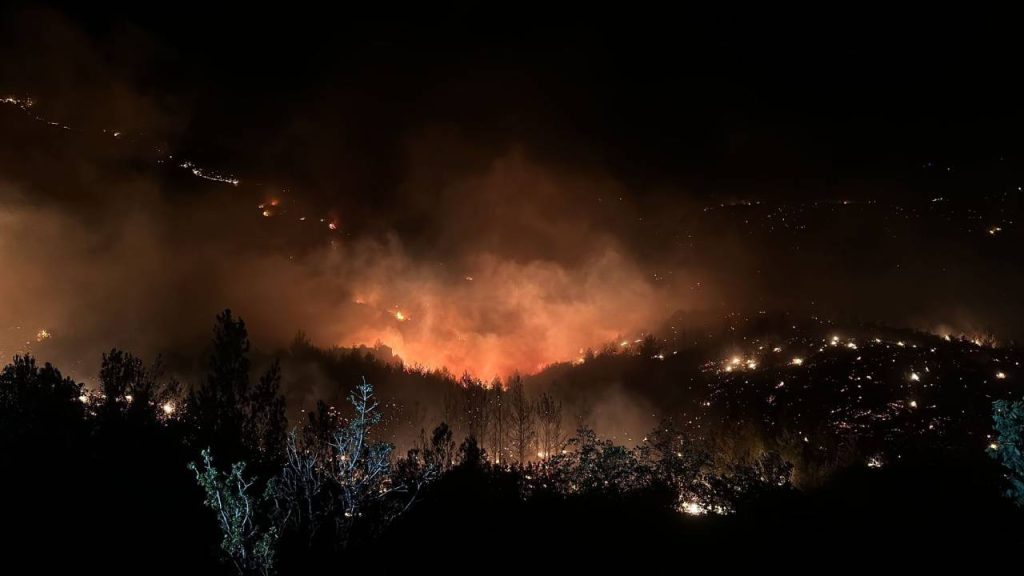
[3,8,1024,571]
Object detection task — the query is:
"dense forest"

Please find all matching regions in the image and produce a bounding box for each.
[3,310,1023,574]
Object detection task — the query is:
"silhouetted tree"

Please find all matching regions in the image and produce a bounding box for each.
[542,426,645,495]
[507,373,535,464]
[419,422,456,472]
[187,309,286,465]
[488,379,507,464]
[458,435,485,469]
[536,392,565,459]
[0,355,84,452]
[97,348,180,427]
[639,334,662,358]
[246,360,287,458]
[457,373,489,446]
[637,419,713,506]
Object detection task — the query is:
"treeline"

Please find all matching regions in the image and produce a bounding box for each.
[3,310,1023,573]
[0,310,797,573]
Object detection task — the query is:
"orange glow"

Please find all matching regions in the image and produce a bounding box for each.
[329,253,669,378]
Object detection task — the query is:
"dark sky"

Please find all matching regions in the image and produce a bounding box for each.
[8,6,1024,191]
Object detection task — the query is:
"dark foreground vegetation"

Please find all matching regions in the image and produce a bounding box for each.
[3,310,1023,574]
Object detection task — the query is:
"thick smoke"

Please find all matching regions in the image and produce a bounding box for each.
[0,150,692,382]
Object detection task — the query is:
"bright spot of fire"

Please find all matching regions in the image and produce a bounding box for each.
[328,222,338,230]
[680,501,706,516]
[162,402,176,416]
[35,329,51,342]
[394,310,408,322]
[996,371,1007,379]
[790,357,804,366]
[909,372,920,382]
[908,400,918,408]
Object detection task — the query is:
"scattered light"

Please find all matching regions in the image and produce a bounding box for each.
[35,329,51,342]
[161,402,176,416]
[996,371,1007,380]
[790,357,804,366]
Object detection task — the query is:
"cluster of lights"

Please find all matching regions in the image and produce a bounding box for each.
[178,160,240,186]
